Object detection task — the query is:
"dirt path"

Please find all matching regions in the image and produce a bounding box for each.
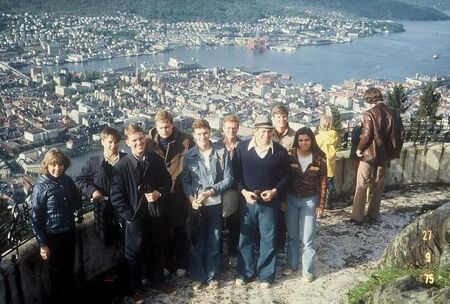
[135,185,450,304]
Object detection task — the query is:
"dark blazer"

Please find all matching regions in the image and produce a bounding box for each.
[76,152,127,199]
[110,152,172,223]
[76,152,127,245]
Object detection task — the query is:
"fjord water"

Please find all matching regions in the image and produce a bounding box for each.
[42,21,450,88]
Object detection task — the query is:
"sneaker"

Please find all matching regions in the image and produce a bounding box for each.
[176,268,186,278]
[346,218,363,225]
[208,280,219,289]
[235,278,246,286]
[301,276,314,283]
[191,281,203,291]
[150,283,177,295]
[283,268,294,276]
[132,290,145,304]
[366,216,382,224]
[260,282,272,289]
[228,257,238,268]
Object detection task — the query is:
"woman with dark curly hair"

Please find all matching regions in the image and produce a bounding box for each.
[282,127,327,283]
[31,148,81,303]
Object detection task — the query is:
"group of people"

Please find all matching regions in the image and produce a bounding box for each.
[30,87,404,304]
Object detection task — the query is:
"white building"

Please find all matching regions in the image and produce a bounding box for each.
[55,85,75,97]
[252,85,271,97]
[24,128,45,142]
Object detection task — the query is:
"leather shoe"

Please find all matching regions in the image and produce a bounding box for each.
[150,283,176,295]
[132,290,145,304]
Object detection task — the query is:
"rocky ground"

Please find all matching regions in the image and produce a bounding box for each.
[128,184,450,304]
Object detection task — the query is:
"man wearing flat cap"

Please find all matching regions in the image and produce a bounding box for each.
[234,115,290,288]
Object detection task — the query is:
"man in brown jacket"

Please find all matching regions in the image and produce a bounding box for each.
[351,88,404,224]
[146,110,195,277]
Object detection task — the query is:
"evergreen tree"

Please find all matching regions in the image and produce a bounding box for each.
[418,83,441,119]
[387,84,408,113]
[330,105,342,131]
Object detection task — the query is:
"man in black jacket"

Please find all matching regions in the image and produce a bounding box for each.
[76,127,125,245]
[110,124,175,303]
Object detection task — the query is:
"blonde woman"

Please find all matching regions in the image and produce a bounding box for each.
[315,115,340,209]
[31,148,81,303]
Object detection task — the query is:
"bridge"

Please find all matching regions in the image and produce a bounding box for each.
[0,62,31,82]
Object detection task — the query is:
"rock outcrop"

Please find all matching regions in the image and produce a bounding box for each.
[380,202,450,268]
[364,202,450,304]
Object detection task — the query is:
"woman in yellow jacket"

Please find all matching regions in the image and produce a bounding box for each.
[315,115,340,209]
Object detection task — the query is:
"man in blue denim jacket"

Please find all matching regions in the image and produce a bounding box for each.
[182,119,234,291]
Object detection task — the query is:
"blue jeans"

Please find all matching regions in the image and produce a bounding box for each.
[190,203,222,283]
[237,201,277,283]
[285,194,317,279]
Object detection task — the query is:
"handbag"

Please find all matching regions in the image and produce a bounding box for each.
[186,186,204,243]
[222,188,239,218]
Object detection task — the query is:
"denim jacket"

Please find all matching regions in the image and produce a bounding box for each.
[182,143,234,199]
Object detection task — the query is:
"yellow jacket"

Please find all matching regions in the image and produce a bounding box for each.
[315,130,340,177]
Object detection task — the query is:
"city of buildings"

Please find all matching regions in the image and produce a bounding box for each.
[0,12,403,66]
[0,10,448,207]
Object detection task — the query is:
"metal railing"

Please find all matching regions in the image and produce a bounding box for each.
[0,197,94,263]
[336,119,450,151]
[1,119,449,261]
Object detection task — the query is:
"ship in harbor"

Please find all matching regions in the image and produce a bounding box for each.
[241,36,268,52]
[270,45,297,52]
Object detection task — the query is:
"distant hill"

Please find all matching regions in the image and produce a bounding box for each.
[289,0,450,21]
[397,0,450,13]
[0,0,448,22]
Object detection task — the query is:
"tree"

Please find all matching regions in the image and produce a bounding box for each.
[330,105,342,131]
[417,83,441,120]
[387,84,409,113]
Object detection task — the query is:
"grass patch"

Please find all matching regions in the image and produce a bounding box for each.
[347,266,450,304]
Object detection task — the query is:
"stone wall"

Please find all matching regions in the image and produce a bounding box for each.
[334,142,450,195]
[1,143,449,304]
[0,212,123,304]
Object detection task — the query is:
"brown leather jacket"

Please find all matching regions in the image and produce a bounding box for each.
[358,103,405,164]
[287,150,327,208]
